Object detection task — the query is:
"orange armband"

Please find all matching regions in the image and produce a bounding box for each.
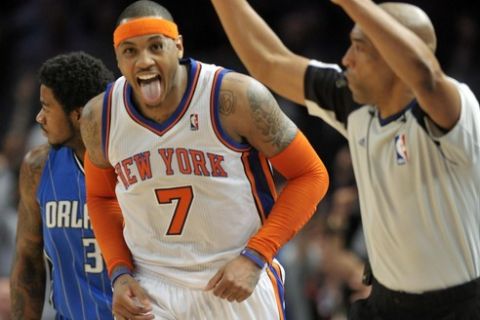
[247,131,329,262]
[84,153,133,275]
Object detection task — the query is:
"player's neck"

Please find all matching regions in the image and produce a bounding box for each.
[69,137,86,164]
[135,64,188,124]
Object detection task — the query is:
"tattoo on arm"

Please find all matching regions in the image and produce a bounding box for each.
[10,147,48,319]
[247,83,294,150]
[219,90,235,116]
[80,95,109,166]
[81,102,99,151]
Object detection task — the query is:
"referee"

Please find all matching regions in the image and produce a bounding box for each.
[211,0,480,319]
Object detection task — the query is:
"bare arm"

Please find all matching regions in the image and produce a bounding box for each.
[211,0,310,105]
[81,93,147,318]
[221,72,328,254]
[10,145,49,320]
[80,92,133,273]
[334,0,460,129]
[207,73,328,302]
[220,72,298,156]
[80,93,111,167]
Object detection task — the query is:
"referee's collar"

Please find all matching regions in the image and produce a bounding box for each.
[378,100,416,126]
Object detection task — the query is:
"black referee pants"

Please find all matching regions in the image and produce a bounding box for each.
[349,276,480,320]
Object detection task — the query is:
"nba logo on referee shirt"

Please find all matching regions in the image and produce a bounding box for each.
[395,133,408,165]
[190,114,199,130]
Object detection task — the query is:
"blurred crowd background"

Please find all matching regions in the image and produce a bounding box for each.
[0,0,478,319]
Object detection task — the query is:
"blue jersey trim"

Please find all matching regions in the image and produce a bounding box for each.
[247,150,275,218]
[101,82,114,160]
[124,58,199,136]
[211,68,250,151]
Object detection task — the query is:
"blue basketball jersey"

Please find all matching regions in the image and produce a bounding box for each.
[37,146,113,320]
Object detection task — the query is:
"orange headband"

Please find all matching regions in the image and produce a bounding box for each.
[113,17,179,48]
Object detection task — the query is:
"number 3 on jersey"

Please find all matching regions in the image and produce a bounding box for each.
[82,238,104,273]
[155,186,194,235]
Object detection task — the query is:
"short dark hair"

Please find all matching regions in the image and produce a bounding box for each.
[116,0,173,25]
[38,51,114,114]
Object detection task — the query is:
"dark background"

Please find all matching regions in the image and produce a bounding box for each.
[0,0,479,167]
[0,1,478,319]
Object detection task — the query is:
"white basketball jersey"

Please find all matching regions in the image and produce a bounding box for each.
[102,58,277,288]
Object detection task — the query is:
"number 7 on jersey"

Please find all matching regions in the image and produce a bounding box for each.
[155,186,194,235]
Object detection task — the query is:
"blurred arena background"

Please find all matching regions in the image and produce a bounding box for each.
[0,1,478,319]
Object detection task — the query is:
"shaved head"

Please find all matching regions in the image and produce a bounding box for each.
[379,2,437,52]
[117,0,173,25]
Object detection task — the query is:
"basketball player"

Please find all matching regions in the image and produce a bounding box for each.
[10,52,115,319]
[210,0,480,319]
[80,1,329,319]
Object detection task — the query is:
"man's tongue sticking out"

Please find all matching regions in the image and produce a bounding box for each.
[140,78,162,105]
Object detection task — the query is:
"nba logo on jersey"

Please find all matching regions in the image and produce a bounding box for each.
[394,133,408,165]
[190,114,199,130]
[358,137,366,147]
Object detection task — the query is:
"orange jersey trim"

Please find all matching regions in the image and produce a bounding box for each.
[266,262,286,320]
[259,155,277,200]
[241,152,266,224]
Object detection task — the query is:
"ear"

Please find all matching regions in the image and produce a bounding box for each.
[175,35,184,59]
[70,107,83,126]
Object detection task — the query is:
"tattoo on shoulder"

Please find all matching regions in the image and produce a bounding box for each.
[219,90,235,116]
[80,97,106,163]
[81,103,99,143]
[247,83,294,150]
[21,145,49,190]
[18,145,48,234]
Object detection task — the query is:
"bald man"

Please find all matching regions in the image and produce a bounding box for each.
[210,0,480,319]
